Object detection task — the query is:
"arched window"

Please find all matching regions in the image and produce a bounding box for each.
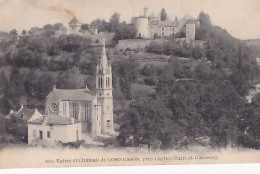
[98,77,101,88]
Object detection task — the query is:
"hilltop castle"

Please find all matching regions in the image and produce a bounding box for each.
[132,7,199,41]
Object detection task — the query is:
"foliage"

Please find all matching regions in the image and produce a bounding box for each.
[118,12,260,149]
[112,56,140,100]
[160,8,167,21]
[6,115,28,143]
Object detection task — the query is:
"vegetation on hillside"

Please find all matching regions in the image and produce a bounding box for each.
[117,12,260,150]
[0,11,259,149]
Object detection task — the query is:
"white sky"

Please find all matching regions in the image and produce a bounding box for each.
[0,0,259,39]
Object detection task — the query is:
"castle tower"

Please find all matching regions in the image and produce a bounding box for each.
[96,39,114,135]
[186,23,196,42]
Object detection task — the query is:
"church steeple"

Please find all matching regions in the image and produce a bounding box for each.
[100,39,108,69]
[95,38,114,135]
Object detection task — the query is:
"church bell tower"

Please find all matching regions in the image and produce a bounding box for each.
[96,39,114,135]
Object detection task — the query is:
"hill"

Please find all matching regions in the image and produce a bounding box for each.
[0,12,260,150]
[244,39,260,57]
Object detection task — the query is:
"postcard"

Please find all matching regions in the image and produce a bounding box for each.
[0,0,260,169]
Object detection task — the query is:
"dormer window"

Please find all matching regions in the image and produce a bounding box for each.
[20,113,24,119]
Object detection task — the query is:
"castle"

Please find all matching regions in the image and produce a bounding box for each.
[132,7,199,41]
[44,39,114,136]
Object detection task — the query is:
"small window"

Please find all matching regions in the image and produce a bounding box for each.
[99,93,101,96]
[20,113,24,119]
[47,131,51,138]
[107,93,109,96]
[50,124,53,130]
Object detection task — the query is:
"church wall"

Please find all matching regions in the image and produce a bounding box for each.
[45,91,60,115]
[91,105,102,135]
[67,100,93,122]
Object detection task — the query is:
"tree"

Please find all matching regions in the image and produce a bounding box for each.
[21,30,27,35]
[116,56,140,100]
[9,29,18,36]
[118,97,176,150]
[6,115,28,143]
[160,8,167,21]
[57,66,85,89]
[108,13,120,32]
[89,19,108,32]
[113,23,137,40]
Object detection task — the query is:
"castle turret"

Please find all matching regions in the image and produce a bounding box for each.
[96,39,114,135]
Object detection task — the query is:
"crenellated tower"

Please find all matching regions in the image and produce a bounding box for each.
[96,39,114,135]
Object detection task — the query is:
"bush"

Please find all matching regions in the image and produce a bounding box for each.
[59,139,85,149]
[0,136,8,144]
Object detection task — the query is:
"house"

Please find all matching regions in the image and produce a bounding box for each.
[27,114,82,146]
[68,17,81,34]
[4,104,38,121]
[45,39,114,136]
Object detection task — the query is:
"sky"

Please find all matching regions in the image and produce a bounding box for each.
[0,0,259,40]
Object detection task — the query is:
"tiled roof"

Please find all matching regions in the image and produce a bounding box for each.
[69,17,80,25]
[28,115,80,125]
[5,106,35,121]
[53,88,96,101]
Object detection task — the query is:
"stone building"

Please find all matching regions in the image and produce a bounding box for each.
[185,22,196,42]
[27,114,82,146]
[45,40,114,136]
[132,7,199,40]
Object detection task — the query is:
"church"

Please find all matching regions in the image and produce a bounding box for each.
[45,40,114,136]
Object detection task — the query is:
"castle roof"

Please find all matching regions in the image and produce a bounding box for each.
[69,17,81,25]
[52,88,96,101]
[28,115,81,125]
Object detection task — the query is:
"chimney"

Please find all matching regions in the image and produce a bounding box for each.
[43,115,48,124]
[53,84,56,89]
[71,117,75,124]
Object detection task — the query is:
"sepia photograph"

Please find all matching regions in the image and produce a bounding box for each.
[0,0,260,169]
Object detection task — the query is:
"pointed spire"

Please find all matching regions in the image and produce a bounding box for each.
[100,39,108,68]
